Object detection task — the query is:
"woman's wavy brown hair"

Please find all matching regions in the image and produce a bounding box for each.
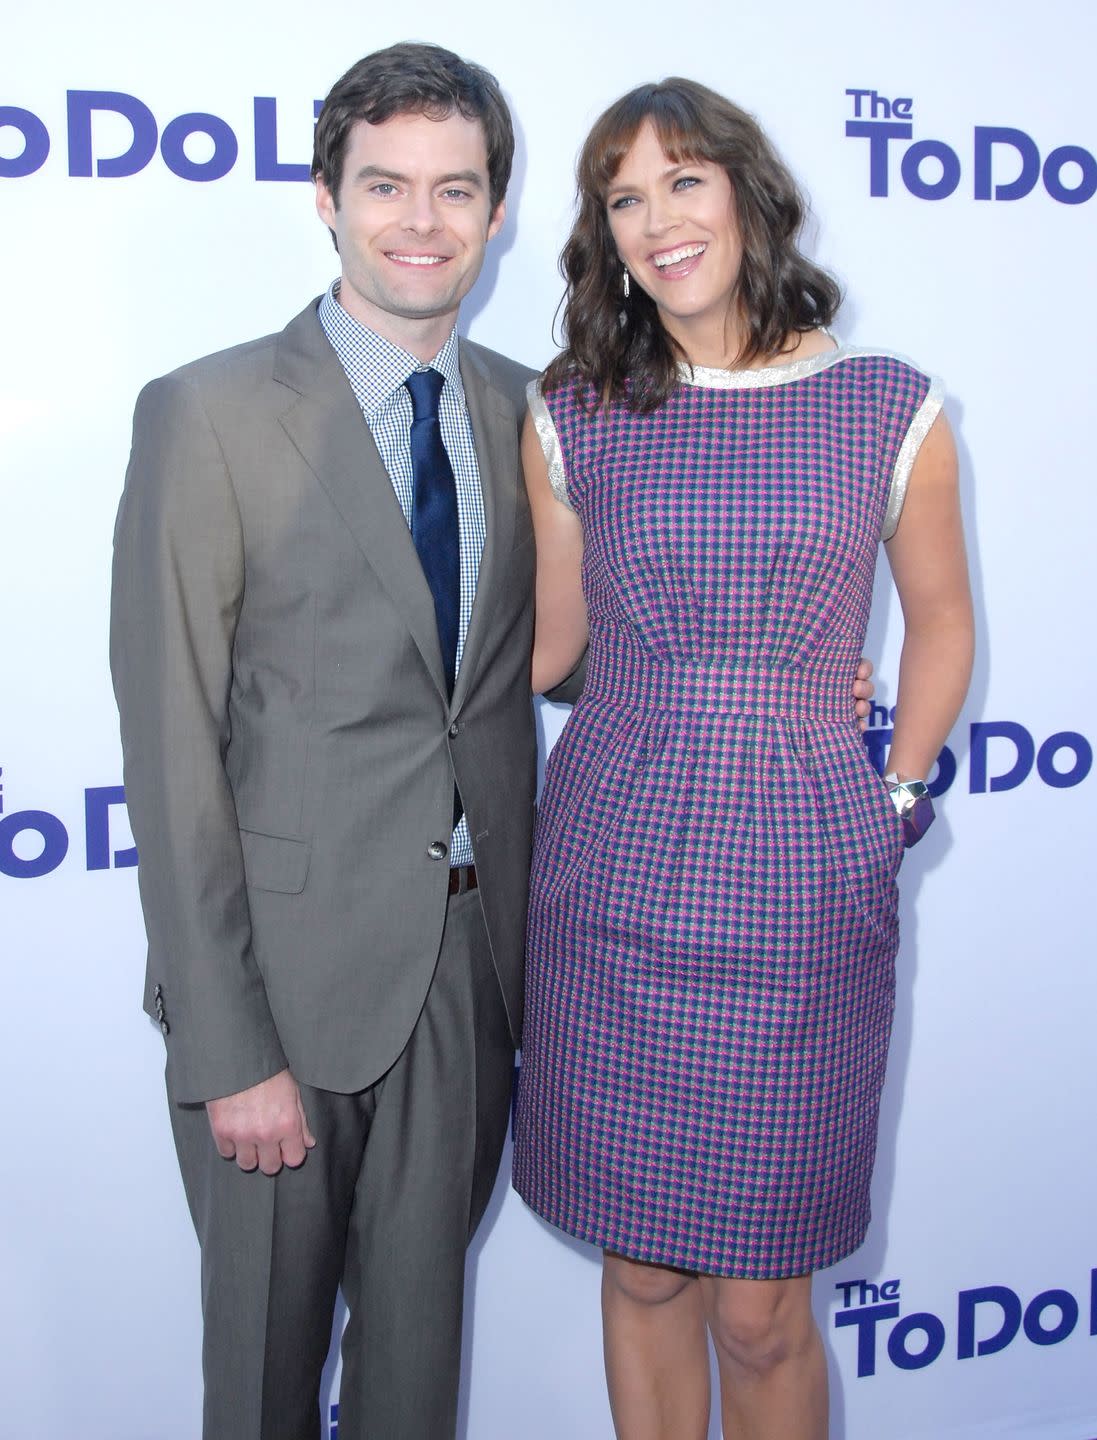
[543,78,841,411]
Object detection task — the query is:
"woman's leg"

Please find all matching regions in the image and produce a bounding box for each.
[699,1273,827,1440]
[601,1251,711,1440]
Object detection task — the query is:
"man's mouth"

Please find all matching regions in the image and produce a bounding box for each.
[386,253,449,267]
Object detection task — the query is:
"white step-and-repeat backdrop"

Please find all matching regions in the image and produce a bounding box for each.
[2,1,1093,1435]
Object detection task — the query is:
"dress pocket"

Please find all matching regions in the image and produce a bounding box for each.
[531,700,662,908]
[786,724,903,947]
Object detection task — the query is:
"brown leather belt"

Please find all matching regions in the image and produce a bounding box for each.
[447,863,478,896]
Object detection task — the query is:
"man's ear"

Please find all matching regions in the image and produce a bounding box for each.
[314,176,340,252]
[314,174,337,230]
[487,197,506,241]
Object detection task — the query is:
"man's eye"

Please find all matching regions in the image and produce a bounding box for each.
[370,183,398,197]
[441,188,471,201]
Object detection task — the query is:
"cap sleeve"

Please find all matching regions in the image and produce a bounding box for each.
[881,373,944,541]
[526,378,574,513]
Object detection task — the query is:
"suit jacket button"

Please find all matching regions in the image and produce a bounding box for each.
[449,722,460,738]
[427,840,448,861]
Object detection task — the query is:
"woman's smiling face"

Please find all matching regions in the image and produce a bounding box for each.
[606,120,744,365]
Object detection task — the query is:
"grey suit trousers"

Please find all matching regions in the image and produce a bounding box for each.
[170,886,514,1440]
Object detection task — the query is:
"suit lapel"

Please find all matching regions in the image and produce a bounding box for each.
[273,303,448,699]
[453,342,518,713]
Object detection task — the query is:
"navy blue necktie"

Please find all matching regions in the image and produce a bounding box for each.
[405,368,460,697]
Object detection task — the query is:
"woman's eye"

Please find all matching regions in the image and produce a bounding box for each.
[610,195,638,210]
[674,175,701,191]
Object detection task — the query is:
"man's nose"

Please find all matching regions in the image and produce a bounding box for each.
[403,190,443,235]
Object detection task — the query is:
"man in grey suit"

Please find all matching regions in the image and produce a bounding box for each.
[111,43,537,1440]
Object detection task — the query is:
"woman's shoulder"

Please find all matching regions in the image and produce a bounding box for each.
[781,330,935,383]
[780,329,838,364]
[529,366,603,423]
[676,334,940,415]
[775,331,935,384]
[826,337,936,385]
[782,334,938,393]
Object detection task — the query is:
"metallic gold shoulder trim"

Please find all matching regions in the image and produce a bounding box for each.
[526,378,573,512]
[677,337,847,389]
[882,377,944,541]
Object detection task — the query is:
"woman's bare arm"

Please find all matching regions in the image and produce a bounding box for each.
[884,412,975,779]
[523,411,589,695]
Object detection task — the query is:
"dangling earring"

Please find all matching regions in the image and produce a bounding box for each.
[622,266,630,299]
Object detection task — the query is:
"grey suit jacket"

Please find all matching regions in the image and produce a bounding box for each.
[111,300,538,1104]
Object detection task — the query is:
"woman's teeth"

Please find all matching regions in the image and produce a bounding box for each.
[653,244,706,269]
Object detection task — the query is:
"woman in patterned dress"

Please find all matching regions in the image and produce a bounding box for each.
[511,79,974,1438]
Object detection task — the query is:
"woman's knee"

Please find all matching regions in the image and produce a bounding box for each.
[602,1252,697,1308]
[704,1277,815,1375]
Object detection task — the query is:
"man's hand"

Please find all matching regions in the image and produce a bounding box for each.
[853,656,875,730]
[206,1068,316,1175]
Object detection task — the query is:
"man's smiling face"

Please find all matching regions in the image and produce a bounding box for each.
[315,110,505,358]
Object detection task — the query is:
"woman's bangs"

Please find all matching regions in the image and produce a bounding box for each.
[583,86,713,195]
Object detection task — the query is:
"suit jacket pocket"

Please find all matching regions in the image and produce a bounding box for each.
[239,828,311,894]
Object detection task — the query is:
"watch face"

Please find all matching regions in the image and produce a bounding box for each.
[885,777,934,846]
[901,793,935,847]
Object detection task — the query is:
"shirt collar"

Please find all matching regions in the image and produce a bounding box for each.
[318,279,465,417]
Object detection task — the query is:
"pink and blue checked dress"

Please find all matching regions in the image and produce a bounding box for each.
[512,346,942,1278]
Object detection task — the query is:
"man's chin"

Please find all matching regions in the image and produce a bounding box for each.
[377,286,466,323]
[339,272,479,337]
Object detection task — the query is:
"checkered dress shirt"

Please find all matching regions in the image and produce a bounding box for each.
[318,280,482,865]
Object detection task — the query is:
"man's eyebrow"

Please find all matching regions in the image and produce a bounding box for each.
[351,165,410,185]
[349,165,486,189]
[436,170,486,189]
